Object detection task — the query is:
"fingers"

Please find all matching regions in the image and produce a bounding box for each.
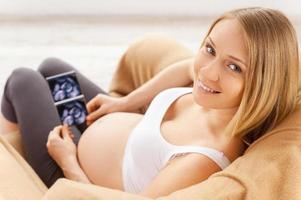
[48,125,62,138]
[62,124,74,140]
[86,94,101,113]
[47,125,63,147]
[86,119,92,126]
[48,124,74,142]
[86,107,105,124]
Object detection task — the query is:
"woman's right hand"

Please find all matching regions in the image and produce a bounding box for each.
[86,93,129,125]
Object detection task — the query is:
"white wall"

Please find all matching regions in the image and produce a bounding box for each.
[0,0,300,18]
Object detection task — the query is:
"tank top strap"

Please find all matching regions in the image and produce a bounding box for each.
[167,146,231,170]
[144,87,193,125]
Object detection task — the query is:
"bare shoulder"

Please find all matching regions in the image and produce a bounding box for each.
[141,151,223,198]
[219,136,246,162]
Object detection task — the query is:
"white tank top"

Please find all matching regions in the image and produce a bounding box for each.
[122,87,231,193]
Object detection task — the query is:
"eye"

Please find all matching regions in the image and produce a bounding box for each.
[228,63,242,73]
[205,43,216,56]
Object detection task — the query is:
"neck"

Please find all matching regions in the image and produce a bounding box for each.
[193,103,238,135]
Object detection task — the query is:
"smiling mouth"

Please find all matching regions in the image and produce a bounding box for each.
[197,80,221,94]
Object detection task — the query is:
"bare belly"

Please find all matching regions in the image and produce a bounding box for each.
[77,112,143,190]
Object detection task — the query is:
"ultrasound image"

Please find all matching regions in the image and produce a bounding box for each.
[51,76,81,102]
[47,71,87,127]
[58,100,87,126]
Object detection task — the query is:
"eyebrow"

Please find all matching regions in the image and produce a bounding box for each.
[228,55,247,67]
[207,36,247,67]
[208,37,216,47]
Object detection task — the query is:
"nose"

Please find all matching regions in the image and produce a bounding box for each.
[200,59,220,82]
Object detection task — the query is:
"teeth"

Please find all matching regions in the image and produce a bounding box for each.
[197,81,218,93]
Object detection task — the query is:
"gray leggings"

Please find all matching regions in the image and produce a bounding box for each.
[1,57,107,187]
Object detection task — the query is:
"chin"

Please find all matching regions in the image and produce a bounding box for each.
[192,87,223,109]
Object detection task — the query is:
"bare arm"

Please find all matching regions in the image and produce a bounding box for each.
[86,57,195,123]
[61,156,91,184]
[140,140,244,198]
[140,153,221,198]
[124,57,195,111]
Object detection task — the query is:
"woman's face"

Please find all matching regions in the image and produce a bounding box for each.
[193,19,248,110]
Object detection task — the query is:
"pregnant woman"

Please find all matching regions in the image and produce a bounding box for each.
[0,7,299,198]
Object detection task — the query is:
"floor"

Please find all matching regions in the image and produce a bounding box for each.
[0,16,212,95]
[0,15,300,97]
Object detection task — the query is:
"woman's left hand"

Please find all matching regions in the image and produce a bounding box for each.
[46,124,77,169]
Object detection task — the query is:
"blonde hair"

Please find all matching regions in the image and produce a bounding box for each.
[203,7,300,144]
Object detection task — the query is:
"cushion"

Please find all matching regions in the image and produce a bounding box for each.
[0,135,47,199]
[42,178,151,200]
[1,131,26,158]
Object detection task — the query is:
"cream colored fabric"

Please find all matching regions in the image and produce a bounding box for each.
[108,33,194,113]
[42,178,151,200]
[0,135,47,199]
[109,34,194,97]
[1,131,26,159]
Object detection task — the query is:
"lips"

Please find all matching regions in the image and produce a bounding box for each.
[196,80,221,94]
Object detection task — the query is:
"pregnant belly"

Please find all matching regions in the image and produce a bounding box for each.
[77,112,143,190]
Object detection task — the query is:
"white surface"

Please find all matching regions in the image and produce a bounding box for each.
[0,0,300,17]
[0,18,211,96]
[0,6,300,102]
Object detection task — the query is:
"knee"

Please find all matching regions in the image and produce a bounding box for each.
[38,57,71,77]
[10,67,37,82]
[6,67,39,94]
